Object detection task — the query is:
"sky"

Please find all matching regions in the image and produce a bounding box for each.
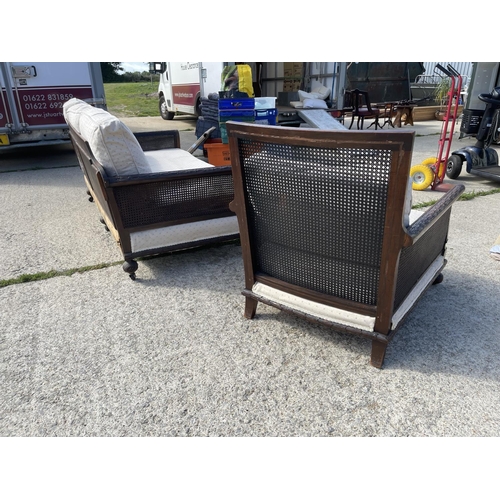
[120,62,149,74]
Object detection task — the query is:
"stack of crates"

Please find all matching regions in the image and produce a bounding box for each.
[254,97,278,126]
[218,94,255,144]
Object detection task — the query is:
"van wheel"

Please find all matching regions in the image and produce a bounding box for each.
[446,155,463,179]
[159,96,174,120]
[195,97,201,117]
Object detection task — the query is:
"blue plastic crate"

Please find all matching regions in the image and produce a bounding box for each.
[220,116,255,143]
[218,98,255,110]
[219,109,255,121]
[254,108,277,125]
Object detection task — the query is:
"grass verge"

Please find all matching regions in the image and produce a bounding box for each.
[1,190,498,289]
[0,261,122,288]
[412,187,500,210]
[104,82,160,118]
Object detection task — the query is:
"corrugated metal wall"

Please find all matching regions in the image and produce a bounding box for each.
[421,62,473,83]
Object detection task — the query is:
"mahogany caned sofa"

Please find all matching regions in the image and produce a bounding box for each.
[64,98,238,279]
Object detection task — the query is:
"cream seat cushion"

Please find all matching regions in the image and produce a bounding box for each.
[144,149,214,173]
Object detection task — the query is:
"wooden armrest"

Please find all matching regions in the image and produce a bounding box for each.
[106,165,233,187]
[404,184,464,246]
[134,130,181,151]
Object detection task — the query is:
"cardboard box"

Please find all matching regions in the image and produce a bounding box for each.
[292,62,303,75]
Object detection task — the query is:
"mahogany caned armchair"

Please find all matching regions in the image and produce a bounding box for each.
[226,122,464,367]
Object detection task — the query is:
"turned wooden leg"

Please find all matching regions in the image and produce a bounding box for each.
[123,260,138,280]
[407,108,414,126]
[370,340,388,368]
[244,296,258,319]
[394,110,402,128]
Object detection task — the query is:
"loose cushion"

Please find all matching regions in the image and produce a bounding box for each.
[403,176,413,227]
[310,84,331,100]
[298,84,331,102]
[298,90,321,101]
[64,98,150,178]
[302,98,328,109]
[63,98,91,135]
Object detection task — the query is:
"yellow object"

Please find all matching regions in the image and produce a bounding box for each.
[0,133,10,146]
[410,164,434,191]
[422,157,438,166]
[437,159,446,179]
[221,65,254,97]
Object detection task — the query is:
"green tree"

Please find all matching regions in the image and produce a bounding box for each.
[100,62,123,83]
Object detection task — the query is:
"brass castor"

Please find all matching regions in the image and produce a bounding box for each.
[123,260,138,280]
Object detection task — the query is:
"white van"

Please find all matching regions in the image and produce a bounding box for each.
[0,62,105,149]
[149,62,225,120]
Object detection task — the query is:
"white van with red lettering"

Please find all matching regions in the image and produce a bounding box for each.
[149,62,225,120]
[0,62,105,149]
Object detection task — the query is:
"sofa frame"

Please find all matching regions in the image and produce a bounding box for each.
[69,126,238,279]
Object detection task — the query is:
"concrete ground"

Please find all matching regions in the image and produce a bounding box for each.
[1,114,500,439]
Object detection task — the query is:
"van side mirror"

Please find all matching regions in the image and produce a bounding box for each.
[149,62,166,74]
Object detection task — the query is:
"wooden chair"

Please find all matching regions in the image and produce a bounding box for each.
[345,88,382,130]
[226,122,464,367]
[333,90,355,125]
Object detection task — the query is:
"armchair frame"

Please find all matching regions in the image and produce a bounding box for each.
[227,122,464,367]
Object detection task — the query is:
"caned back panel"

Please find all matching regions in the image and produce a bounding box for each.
[237,139,393,306]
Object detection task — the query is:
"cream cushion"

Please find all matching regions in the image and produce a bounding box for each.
[63,98,91,135]
[144,149,213,173]
[302,98,328,109]
[64,98,150,177]
[298,84,331,102]
[130,216,239,253]
[403,176,413,227]
[310,83,331,100]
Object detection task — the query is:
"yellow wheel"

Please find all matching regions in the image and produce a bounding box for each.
[410,164,434,191]
[437,160,446,179]
[422,157,438,166]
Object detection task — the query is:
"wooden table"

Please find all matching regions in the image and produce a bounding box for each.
[376,102,416,128]
[393,104,415,127]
